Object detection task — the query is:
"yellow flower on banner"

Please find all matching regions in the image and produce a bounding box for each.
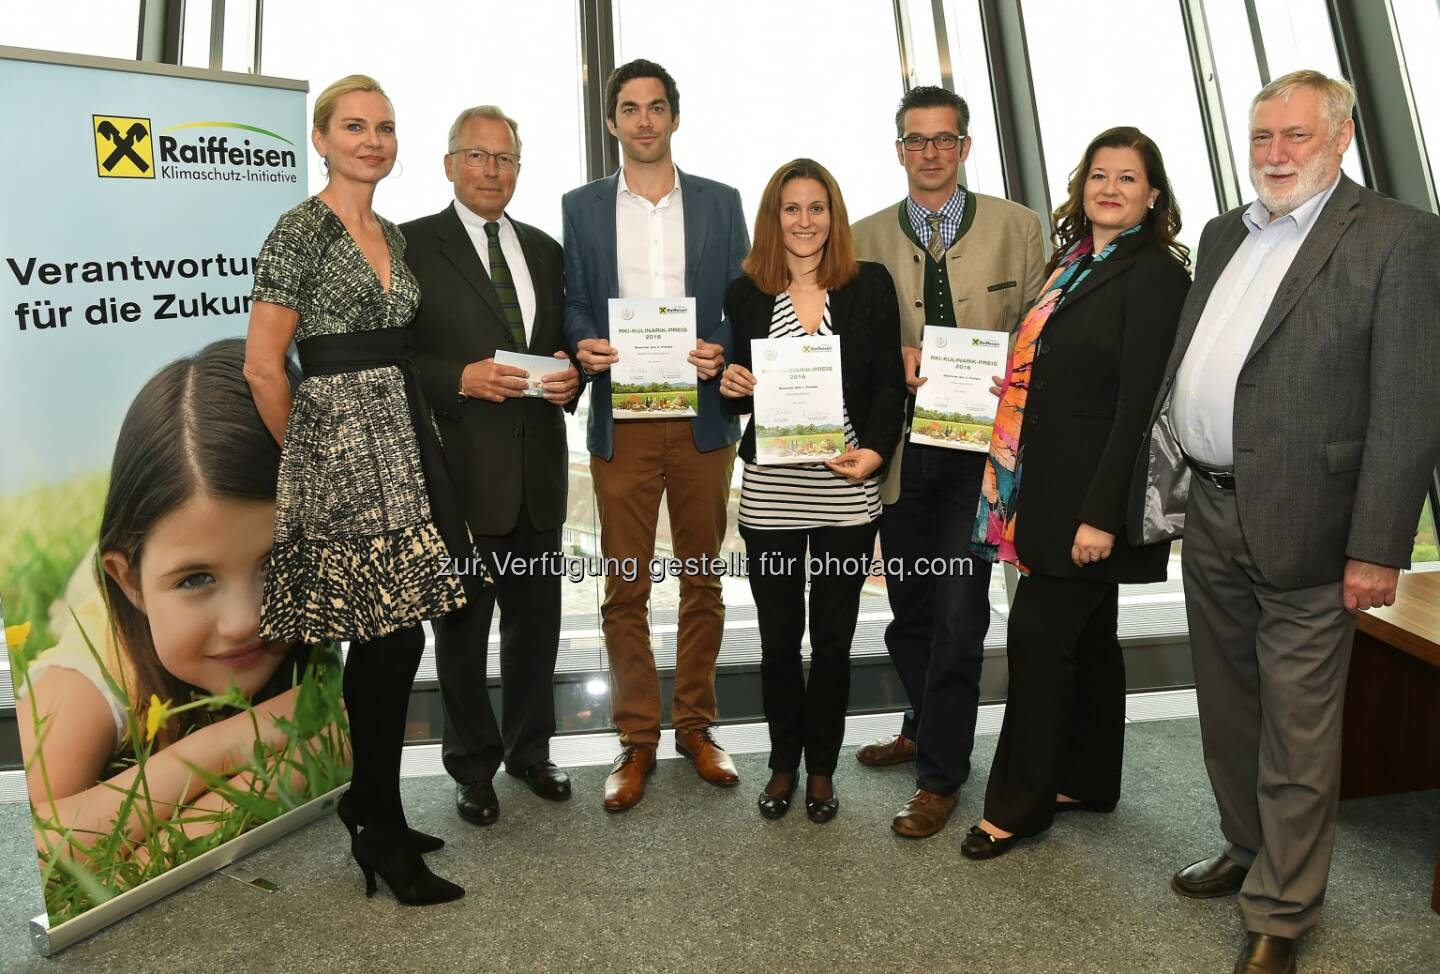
[144,695,171,743]
[4,621,31,652]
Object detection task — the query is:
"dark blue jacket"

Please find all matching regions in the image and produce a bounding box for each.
[562,168,749,460]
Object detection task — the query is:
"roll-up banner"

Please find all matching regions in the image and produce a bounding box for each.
[0,48,344,954]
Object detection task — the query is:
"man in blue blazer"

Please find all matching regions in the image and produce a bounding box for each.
[562,59,749,812]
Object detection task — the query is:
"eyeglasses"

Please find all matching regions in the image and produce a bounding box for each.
[451,147,521,171]
[899,133,967,152]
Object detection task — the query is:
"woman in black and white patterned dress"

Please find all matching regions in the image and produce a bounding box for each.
[721,159,906,822]
[245,75,476,906]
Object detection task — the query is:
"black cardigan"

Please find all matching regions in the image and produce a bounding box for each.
[722,261,907,471]
[1012,229,1191,583]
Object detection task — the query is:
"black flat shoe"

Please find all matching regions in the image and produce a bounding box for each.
[804,777,839,824]
[455,781,500,827]
[337,792,445,854]
[506,760,572,802]
[351,826,464,906]
[960,825,1020,860]
[758,774,798,819]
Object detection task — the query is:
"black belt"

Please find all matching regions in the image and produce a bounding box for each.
[1188,459,1236,491]
[297,328,475,573]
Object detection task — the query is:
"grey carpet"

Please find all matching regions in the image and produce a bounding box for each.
[0,719,1435,973]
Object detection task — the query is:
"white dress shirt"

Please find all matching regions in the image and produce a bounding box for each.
[1172,176,1341,466]
[453,199,536,345]
[615,165,686,299]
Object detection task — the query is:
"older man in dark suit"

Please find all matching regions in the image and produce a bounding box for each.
[1134,70,1440,974]
[404,105,580,827]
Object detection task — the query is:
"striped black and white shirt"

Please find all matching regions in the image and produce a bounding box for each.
[738,291,883,530]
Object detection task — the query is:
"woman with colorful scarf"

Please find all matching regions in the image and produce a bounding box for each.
[961,127,1192,859]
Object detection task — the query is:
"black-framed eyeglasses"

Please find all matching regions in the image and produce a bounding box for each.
[899,133,967,152]
[451,147,521,171]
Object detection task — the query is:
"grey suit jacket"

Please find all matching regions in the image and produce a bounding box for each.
[1131,175,1440,590]
[561,169,749,461]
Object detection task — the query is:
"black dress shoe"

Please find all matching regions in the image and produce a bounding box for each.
[758,773,798,820]
[455,781,499,827]
[1233,933,1296,974]
[804,777,839,824]
[960,825,1021,860]
[1172,852,1249,898]
[506,760,572,801]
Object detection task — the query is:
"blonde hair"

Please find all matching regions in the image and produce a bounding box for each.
[447,105,522,155]
[313,74,390,133]
[1250,69,1356,137]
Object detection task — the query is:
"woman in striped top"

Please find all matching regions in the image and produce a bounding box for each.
[721,159,906,822]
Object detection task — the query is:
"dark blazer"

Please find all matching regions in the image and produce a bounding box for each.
[1131,175,1440,589]
[722,262,907,472]
[1014,230,1190,583]
[402,204,573,537]
[561,168,749,461]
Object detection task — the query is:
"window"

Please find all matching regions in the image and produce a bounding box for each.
[261,0,585,239]
[1020,0,1223,252]
[614,0,908,233]
[611,0,915,691]
[1389,0,1440,193]
[939,0,1006,197]
[1247,0,1366,183]
[1415,496,1438,571]
[2,1,141,60]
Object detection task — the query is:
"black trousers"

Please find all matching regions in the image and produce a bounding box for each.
[983,572,1124,835]
[740,518,880,777]
[435,501,562,785]
[879,446,992,794]
[343,624,425,830]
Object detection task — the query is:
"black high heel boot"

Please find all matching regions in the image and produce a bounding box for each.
[350,827,464,906]
[337,791,445,854]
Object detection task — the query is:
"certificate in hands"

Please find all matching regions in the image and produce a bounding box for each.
[495,350,567,398]
[608,297,698,419]
[910,326,1008,452]
[751,335,846,465]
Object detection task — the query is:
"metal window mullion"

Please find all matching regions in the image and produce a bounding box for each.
[893,0,918,93]
[1178,0,1242,214]
[253,0,264,75]
[578,0,618,181]
[209,0,225,70]
[976,0,1050,221]
[1327,0,1432,210]
[1242,0,1270,86]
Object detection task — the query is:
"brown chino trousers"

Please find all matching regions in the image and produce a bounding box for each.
[590,418,736,747]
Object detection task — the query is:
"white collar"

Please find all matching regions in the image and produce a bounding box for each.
[453,198,508,234]
[617,164,682,201]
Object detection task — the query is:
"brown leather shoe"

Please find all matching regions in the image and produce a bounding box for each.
[674,728,739,786]
[602,745,655,812]
[1233,933,1296,974]
[856,733,917,767]
[890,788,960,838]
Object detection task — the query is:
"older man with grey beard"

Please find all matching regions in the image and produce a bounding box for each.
[1133,69,1440,974]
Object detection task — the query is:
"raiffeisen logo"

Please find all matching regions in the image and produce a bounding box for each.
[155,121,300,185]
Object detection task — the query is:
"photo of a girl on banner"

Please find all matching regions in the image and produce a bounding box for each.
[8,338,350,925]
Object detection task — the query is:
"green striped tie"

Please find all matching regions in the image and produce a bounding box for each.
[485,221,527,350]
